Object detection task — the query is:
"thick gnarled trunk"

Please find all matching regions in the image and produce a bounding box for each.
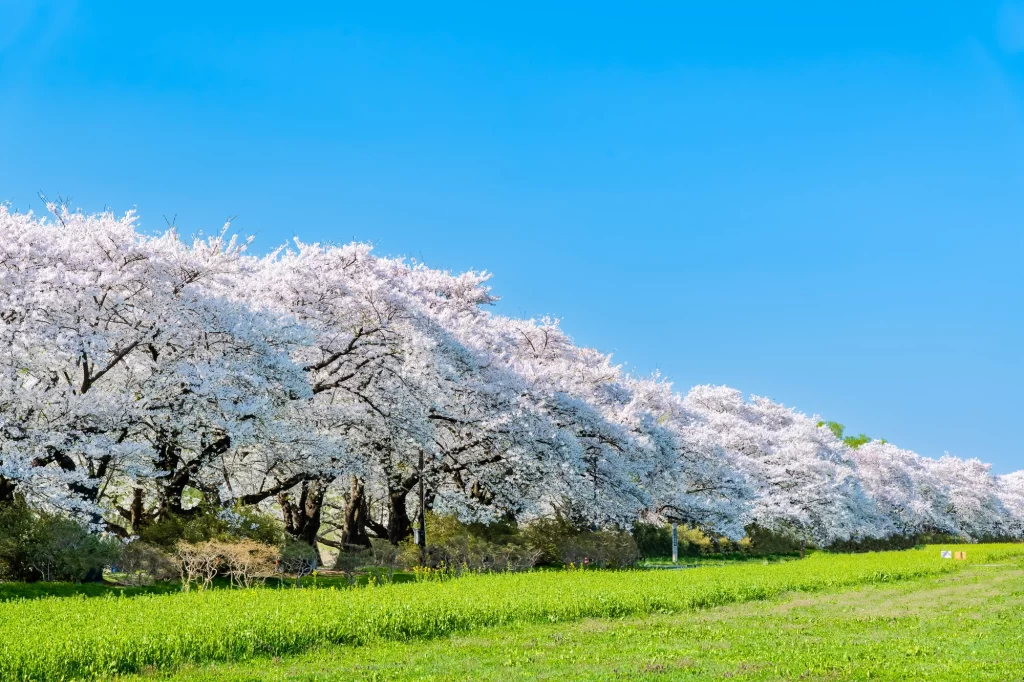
[150,437,228,519]
[279,478,329,546]
[387,484,413,545]
[340,475,372,549]
[0,476,16,504]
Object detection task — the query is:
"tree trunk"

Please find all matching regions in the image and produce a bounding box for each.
[81,566,105,583]
[279,478,329,546]
[0,476,16,504]
[152,433,231,520]
[340,475,372,549]
[387,484,413,545]
[800,539,806,559]
[129,487,147,532]
[153,439,187,519]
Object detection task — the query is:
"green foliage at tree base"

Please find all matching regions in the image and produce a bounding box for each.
[0,499,120,583]
[136,503,285,550]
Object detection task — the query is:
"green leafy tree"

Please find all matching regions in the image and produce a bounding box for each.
[817,420,878,450]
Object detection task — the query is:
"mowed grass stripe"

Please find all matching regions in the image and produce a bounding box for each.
[1,545,1021,681]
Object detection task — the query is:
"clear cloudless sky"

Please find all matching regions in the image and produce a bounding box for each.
[1,2,1022,472]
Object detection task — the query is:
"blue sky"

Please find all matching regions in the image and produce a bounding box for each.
[2,2,1022,472]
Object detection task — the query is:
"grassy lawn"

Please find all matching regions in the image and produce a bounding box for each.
[139,561,1024,681]
[3,546,1022,680]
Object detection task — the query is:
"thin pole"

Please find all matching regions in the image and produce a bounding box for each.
[671,522,678,564]
[418,449,427,567]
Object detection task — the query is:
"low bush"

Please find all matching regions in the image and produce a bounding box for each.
[520,514,579,565]
[0,506,121,583]
[117,541,176,586]
[407,514,541,574]
[558,529,640,568]
[220,540,280,589]
[330,547,368,584]
[138,503,285,550]
[636,523,801,560]
[278,540,319,587]
[0,498,35,579]
[361,538,402,582]
[175,539,281,590]
[632,522,672,558]
[742,525,804,556]
[520,515,639,568]
[175,541,223,592]
[827,534,921,553]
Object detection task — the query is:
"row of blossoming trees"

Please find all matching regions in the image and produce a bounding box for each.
[0,204,1021,554]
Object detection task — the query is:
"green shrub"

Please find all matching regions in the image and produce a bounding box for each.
[21,514,121,583]
[278,540,319,586]
[0,501,121,582]
[520,515,580,565]
[632,522,673,558]
[395,514,539,575]
[460,515,522,545]
[137,503,285,550]
[558,529,640,568]
[0,498,35,579]
[330,546,368,582]
[229,505,287,546]
[826,531,982,553]
[117,541,177,586]
[742,525,803,556]
[520,515,640,568]
[361,538,402,581]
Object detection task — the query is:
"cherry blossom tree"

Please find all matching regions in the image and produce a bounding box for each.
[925,455,1007,540]
[683,385,886,546]
[398,266,754,535]
[849,441,957,537]
[3,204,1022,551]
[996,471,1024,539]
[239,241,567,545]
[0,204,309,532]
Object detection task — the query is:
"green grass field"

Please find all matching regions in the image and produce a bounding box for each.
[1,544,1021,681]
[150,560,1024,681]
